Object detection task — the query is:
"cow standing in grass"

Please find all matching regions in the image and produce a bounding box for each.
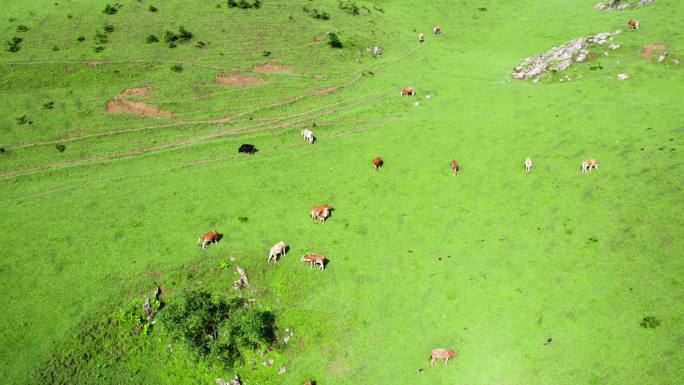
[627,20,640,30]
[301,128,315,144]
[524,157,532,174]
[433,25,441,35]
[198,230,219,249]
[418,32,425,42]
[301,253,326,270]
[450,159,459,175]
[401,86,416,96]
[430,348,457,366]
[581,159,599,173]
[268,241,286,263]
[311,204,332,223]
[372,156,384,171]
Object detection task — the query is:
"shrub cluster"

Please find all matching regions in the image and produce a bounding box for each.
[227,0,262,9]
[163,26,194,48]
[338,1,360,15]
[16,24,29,32]
[160,290,275,366]
[327,32,343,48]
[103,3,123,15]
[7,36,22,52]
[303,6,329,20]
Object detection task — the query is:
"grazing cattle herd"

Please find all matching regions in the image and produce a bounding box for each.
[197,23,609,382]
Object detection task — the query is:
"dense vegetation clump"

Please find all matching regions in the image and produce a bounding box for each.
[338,1,360,15]
[170,63,184,72]
[303,6,330,20]
[148,5,158,12]
[146,34,159,43]
[103,3,123,15]
[160,290,275,366]
[16,24,29,32]
[103,23,115,33]
[327,32,343,48]
[7,37,22,52]
[163,26,194,48]
[227,0,261,9]
[640,316,661,329]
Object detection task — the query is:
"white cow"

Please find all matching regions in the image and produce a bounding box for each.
[581,159,599,173]
[300,128,315,144]
[268,241,286,263]
[524,157,532,174]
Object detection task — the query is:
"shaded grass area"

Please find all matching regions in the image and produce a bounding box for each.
[0,0,683,384]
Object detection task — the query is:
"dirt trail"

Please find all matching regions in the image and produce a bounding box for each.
[641,44,667,58]
[106,86,171,118]
[215,75,264,86]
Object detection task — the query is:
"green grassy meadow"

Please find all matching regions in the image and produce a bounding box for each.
[1,1,683,384]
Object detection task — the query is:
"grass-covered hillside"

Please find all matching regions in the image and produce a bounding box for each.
[1,1,683,384]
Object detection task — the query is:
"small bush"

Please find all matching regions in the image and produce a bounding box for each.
[163,27,194,47]
[160,290,275,366]
[16,24,29,32]
[7,36,22,52]
[195,41,206,48]
[145,34,159,43]
[94,31,108,44]
[309,8,330,20]
[262,50,271,57]
[148,5,158,12]
[94,45,105,52]
[327,32,343,48]
[16,115,29,125]
[178,26,193,41]
[52,46,60,51]
[55,144,66,152]
[103,23,115,33]
[338,1,360,15]
[640,316,661,329]
[227,0,261,9]
[103,3,122,15]
[170,63,183,72]
[43,101,54,109]
[76,35,85,42]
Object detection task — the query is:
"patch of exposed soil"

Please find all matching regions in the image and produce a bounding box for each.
[106,87,171,118]
[313,35,324,42]
[215,75,264,86]
[310,86,339,95]
[641,44,667,58]
[86,60,104,66]
[252,63,292,73]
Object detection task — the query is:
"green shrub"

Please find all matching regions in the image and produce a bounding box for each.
[338,0,360,15]
[16,24,29,32]
[52,46,60,51]
[163,27,194,47]
[94,45,105,52]
[327,32,343,48]
[7,36,22,52]
[148,5,158,12]
[170,63,183,72]
[309,8,330,20]
[227,0,261,9]
[160,290,275,366]
[640,316,661,329]
[43,101,54,109]
[146,34,159,43]
[103,23,115,33]
[55,144,66,152]
[195,41,206,48]
[76,35,85,42]
[103,3,122,15]
[16,115,29,125]
[94,30,108,44]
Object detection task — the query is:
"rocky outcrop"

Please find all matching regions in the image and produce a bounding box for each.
[595,0,657,11]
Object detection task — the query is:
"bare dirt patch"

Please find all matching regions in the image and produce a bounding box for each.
[106,87,171,118]
[313,35,324,42]
[215,75,264,86]
[252,63,292,73]
[309,86,339,96]
[86,60,104,66]
[641,44,667,58]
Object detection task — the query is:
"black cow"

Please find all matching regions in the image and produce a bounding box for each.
[238,144,257,154]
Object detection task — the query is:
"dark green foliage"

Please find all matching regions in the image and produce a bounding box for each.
[55,144,66,152]
[262,50,271,57]
[94,30,109,44]
[52,45,60,51]
[640,316,661,329]
[16,24,29,32]
[76,35,86,42]
[338,1,360,15]
[148,5,158,12]
[7,36,22,52]
[373,4,384,12]
[94,45,105,52]
[227,0,261,9]
[308,8,330,20]
[103,23,115,33]
[195,41,206,48]
[160,290,275,366]
[146,34,159,43]
[327,32,343,48]
[103,3,122,15]
[16,115,29,125]
[43,101,55,109]
[170,63,184,72]
[178,26,193,40]
[163,27,194,47]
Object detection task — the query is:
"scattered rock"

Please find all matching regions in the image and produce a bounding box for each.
[278,365,286,374]
[596,0,657,11]
[216,375,242,385]
[617,73,629,80]
[673,58,680,64]
[609,43,620,50]
[262,358,274,366]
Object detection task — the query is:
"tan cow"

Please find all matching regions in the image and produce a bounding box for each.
[430,348,457,366]
[627,20,640,30]
[301,253,326,270]
[197,230,219,249]
[311,204,332,223]
[401,86,416,96]
[524,157,532,174]
[433,25,441,35]
[581,159,599,173]
[372,156,384,171]
[450,159,459,176]
[268,241,286,263]
[418,32,425,42]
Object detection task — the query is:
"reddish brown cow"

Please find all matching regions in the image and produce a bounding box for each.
[301,253,326,270]
[198,230,219,249]
[401,86,416,96]
[372,156,384,171]
[311,204,332,223]
[430,348,457,366]
[627,20,640,30]
[450,159,459,176]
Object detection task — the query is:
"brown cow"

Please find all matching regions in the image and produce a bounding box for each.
[450,159,459,175]
[627,20,639,30]
[430,348,457,366]
[372,156,384,171]
[401,86,416,96]
[433,25,441,35]
[581,159,599,173]
[301,253,326,270]
[302,381,316,385]
[197,230,219,249]
[311,204,332,223]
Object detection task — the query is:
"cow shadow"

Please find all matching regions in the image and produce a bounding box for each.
[322,258,330,269]
[215,233,225,244]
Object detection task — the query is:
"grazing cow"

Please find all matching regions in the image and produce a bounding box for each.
[430,348,457,366]
[372,156,384,171]
[302,381,316,385]
[433,25,441,35]
[581,159,599,173]
[238,144,257,154]
[372,46,382,57]
[198,230,219,249]
[450,159,459,176]
[268,241,286,263]
[301,253,326,270]
[418,32,425,42]
[627,20,640,30]
[311,204,332,223]
[401,86,416,96]
[524,157,532,174]
[300,128,315,144]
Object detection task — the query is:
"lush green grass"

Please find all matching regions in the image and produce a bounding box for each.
[1,1,683,384]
